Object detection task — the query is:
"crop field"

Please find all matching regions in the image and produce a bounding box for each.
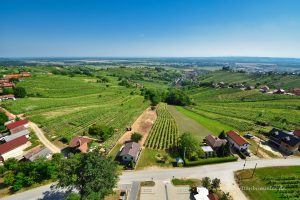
[145,103,179,149]
[187,88,300,132]
[236,166,300,200]
[3,74,149,148]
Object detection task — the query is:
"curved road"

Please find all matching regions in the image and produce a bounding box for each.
[29,122,61,153]
[3,157,300,200]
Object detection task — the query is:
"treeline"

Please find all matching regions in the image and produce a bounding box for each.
[141,88,191,106]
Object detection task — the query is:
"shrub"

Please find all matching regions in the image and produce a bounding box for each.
[131,132,142,143]
[184,156,237,166]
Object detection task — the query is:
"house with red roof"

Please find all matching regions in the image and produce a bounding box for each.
[6,119,29,131]
[0,135,29,162]
[20,72,31,77]
[3,74,21,79]
[69,136,93,153]
[289,88,300,96]
[226,131,249,151]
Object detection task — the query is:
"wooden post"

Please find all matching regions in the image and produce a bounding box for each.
[255,141,260,155]
[251,163,257,178]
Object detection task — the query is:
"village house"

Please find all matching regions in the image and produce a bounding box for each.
[1,82,15,88]
[269,128,300,155]
[119,141,141,163]
[260,85,269,93]
[23,147,52,161]
[226,131,249,151]
[20,72,31,77]
[289,88,300,96]
[0,94,16,101]
[69,136,93,153]
[3,74,21,79]
[273,88,285,94]
[6,119,30,131]
[0,136,29,162]
[205,135,227,150]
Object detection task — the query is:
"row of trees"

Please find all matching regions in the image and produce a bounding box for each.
[141,88,191,106]
[0,151,119,200]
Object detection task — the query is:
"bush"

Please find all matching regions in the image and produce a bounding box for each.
[131,132,142,143]
[88,124,114,141]
[13,87,27,98]
[184,156,237,167]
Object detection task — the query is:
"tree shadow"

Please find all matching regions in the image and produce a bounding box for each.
[38,190,65,200]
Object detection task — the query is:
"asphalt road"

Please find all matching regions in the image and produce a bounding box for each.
[2,157,300,200]
[29,122,61,154]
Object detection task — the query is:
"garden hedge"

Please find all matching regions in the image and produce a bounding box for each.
[184,156,238,166]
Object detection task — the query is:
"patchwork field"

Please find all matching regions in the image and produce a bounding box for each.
[3,74,149,148]
[187,88,300,132]
[236,166,300,200]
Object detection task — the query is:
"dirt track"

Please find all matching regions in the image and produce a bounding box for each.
[117,107,157,146]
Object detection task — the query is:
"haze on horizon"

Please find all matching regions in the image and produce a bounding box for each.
[1,0,300,58]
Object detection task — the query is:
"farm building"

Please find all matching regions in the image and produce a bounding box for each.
[20,72,31,77]
[273,88,285,94]
[69,136,93,153]
[119,142,141,163]
[6,119,29,131]
[3,74,21,79]
[1,82,15,88]
[289,88,300,96]
[2,127,30,142]
[260,85,269,93]
[269,128,300,155]
[0,94,16,101]
[226,131,249,151]
[0,136,29,162]
[23,147,52,161]
[205,135,227,150]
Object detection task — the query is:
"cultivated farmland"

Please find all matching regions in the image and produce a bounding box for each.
[145,103,179,149]
[3,74,149,148]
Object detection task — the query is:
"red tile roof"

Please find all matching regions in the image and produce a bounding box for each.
[69,136,93,153]
[6,119,29,130]
[207,193,219,200]
[0,136,28,155]
[10,125,27,134]
[227,131,249,146]
[4,74,21,79]
[293,130,300,137]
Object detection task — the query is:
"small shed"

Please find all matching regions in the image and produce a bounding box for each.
[201,146,214,158]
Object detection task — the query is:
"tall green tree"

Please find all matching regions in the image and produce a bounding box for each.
[57,152,119,200]
[13,87,27,98]
[178,133,200,160]
[0,112,9,125]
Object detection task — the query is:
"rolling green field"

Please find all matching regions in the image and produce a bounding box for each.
[3,74,149,149]
[236,166,300,200]
[187,87,300,132]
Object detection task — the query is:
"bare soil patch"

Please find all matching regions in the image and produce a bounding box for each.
[117,107,157,145]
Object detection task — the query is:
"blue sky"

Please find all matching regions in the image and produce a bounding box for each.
[1,0,300,57]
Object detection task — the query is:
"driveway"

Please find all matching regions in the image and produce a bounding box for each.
[29,122,61,153]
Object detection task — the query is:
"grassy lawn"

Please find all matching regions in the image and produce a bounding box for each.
[108,143,122,159]
[136,148,174,170]
[167,105,212,141]
[171,178,201,187]
[236,166,300,200]
[175,106,233,135]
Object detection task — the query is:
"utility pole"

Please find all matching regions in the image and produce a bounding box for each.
[243,158,247,170]
[251,163,257,178]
